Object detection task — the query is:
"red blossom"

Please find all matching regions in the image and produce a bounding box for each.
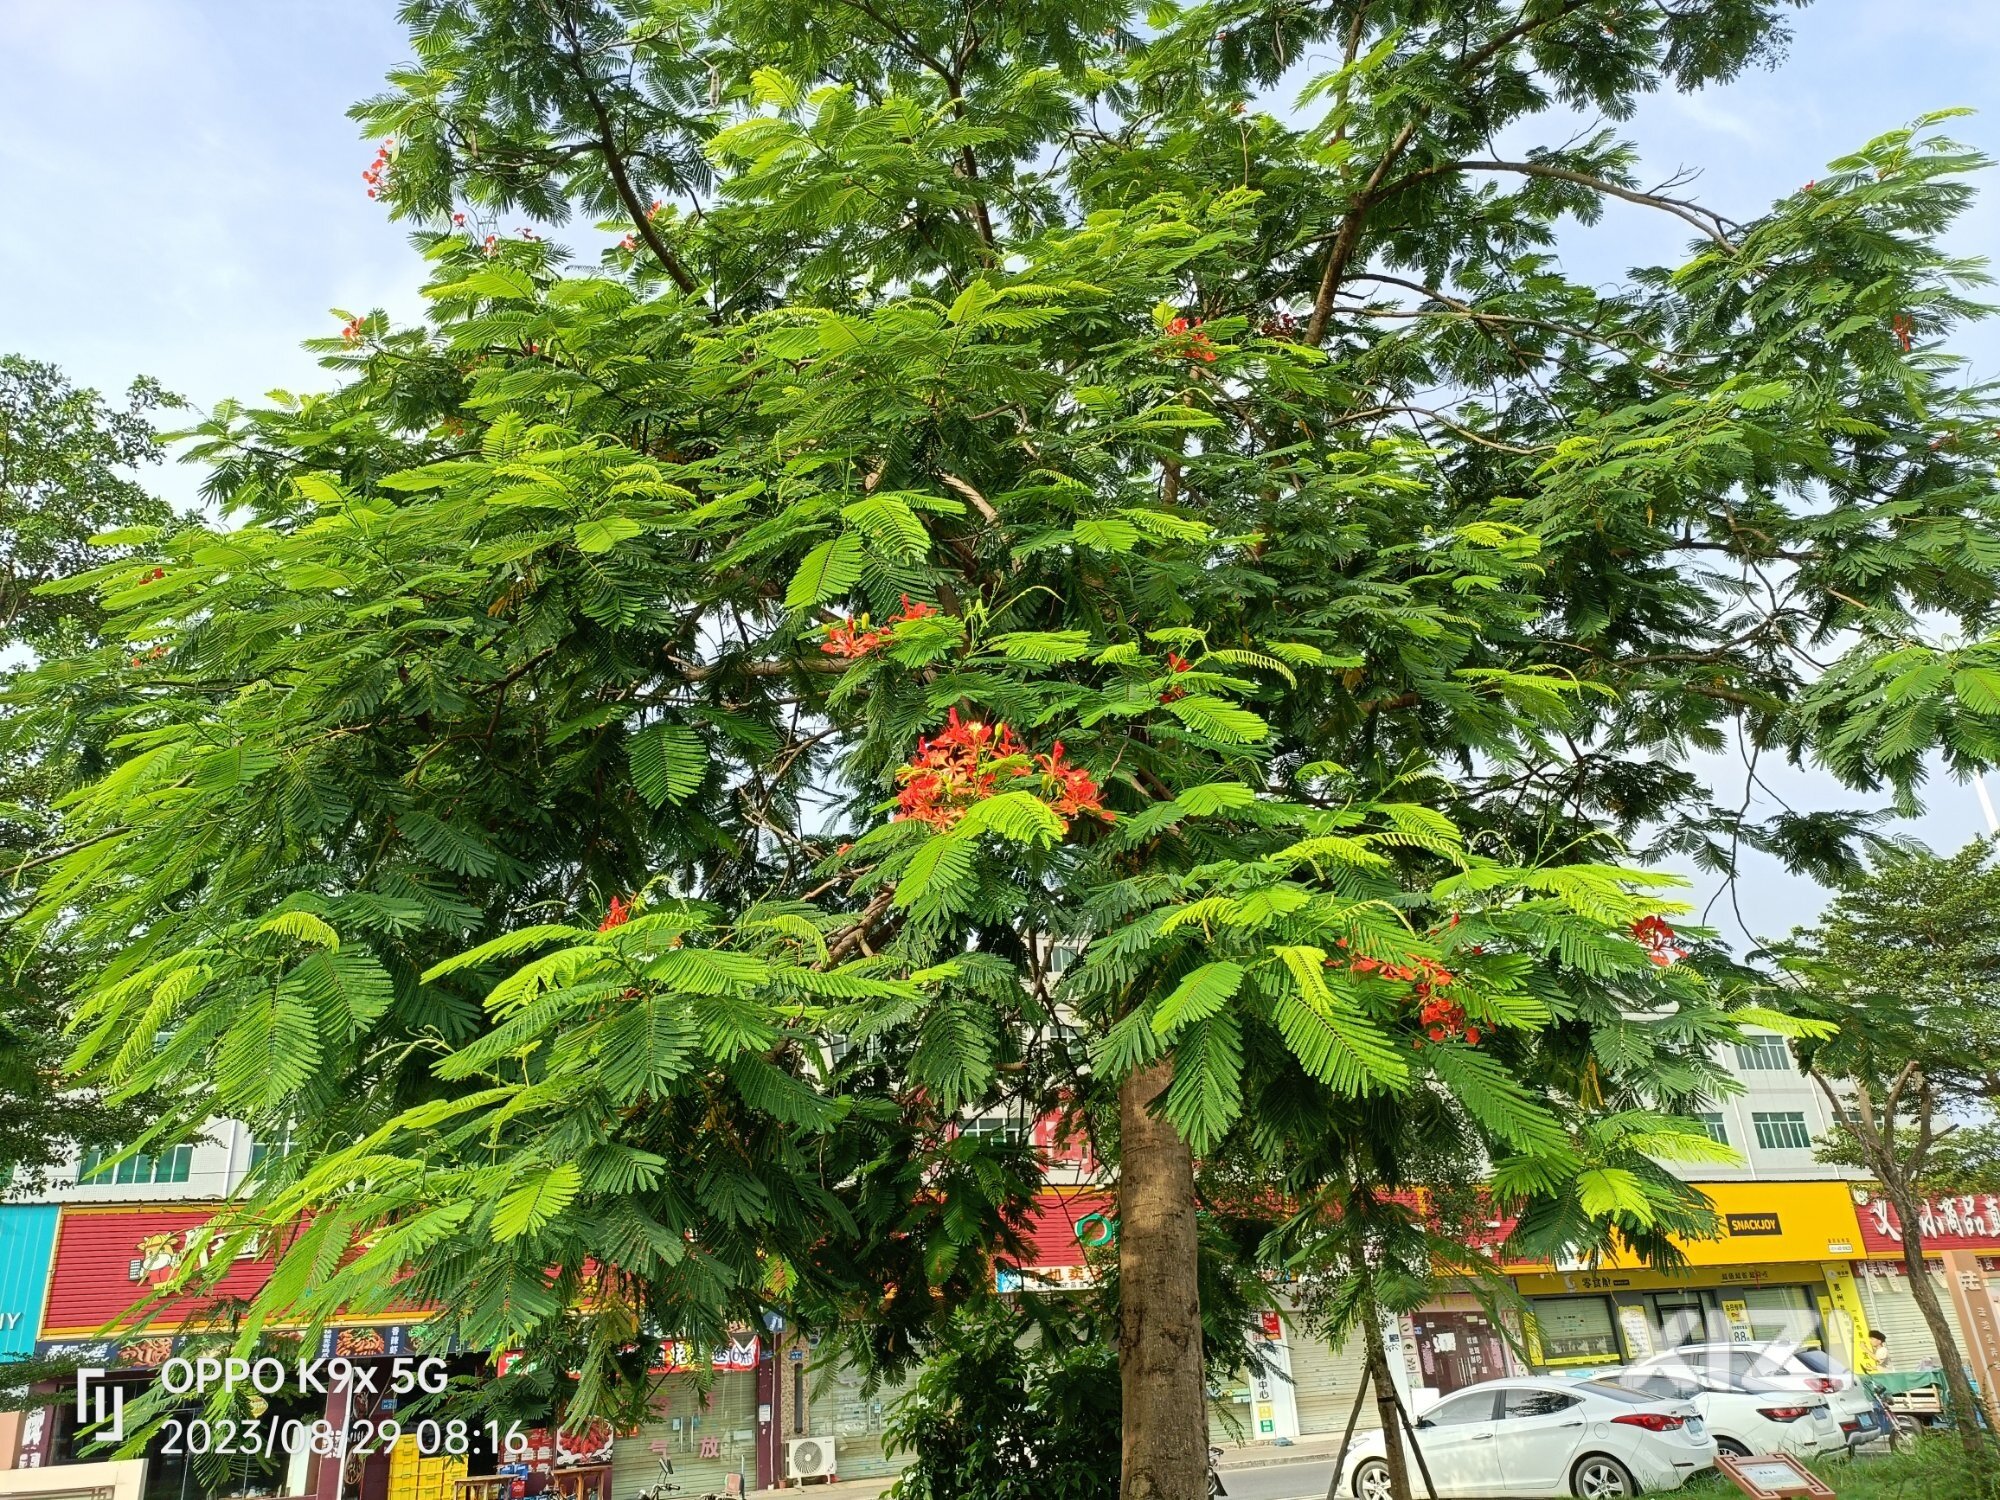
[892,595,938,622]
[1892,314,1915,353]
[1161,317,1219,364]
[598,895,632,932]
[893,710,1106,833]
[1631,914,1688,967]
[821,617,890,659]
[1035,741,1111,830]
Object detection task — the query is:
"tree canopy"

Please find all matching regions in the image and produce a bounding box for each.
[15,2,2000,1496]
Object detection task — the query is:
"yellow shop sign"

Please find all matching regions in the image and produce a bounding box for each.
[1504,1181,1864,1273]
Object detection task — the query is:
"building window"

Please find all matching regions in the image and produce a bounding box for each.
[1733,1034,1791,1071]
[78,1144,192,1186]
[1695,1112,1729,1145]
[248,1124,295,1172]
[1528,1296,1620,1362]
[1752,1111,1813,1151]
[961,1116,1026,1144]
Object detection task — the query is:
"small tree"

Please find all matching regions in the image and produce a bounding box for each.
[0,354,179,1192]
[1782,839,2000,1455]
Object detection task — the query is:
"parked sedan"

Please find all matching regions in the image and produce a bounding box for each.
[1623,1343,1888,1447]
[1338,1377,1717,1498]
[1586,1372,1845,1460]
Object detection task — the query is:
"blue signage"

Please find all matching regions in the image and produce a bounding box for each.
[0,1205,59,1359]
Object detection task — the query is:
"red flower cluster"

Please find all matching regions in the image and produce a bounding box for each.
[1631,915,1688,967]
[897,710,1023,828]
[599,895,632,932]
[137,567,166,585]
[894,710,1110,833]
[618,234,639,253]
[1260,311,1302,341]
[128,644,168,667]
[1036,741,1110,825]
[1160,651,1192,702]
[1163,316,1218,363]
[453,212,467,226]
[1337,947,1479,1048]
[820,596,939,660]
[483,235,500,258]
[1892,314,1915,353]
[362,140,393,200]
[341,316,366,345]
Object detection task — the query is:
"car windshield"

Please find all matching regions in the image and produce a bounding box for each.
[1794,1350,1835,1373]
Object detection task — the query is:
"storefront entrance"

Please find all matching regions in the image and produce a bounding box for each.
[1410,1311,1510,1395]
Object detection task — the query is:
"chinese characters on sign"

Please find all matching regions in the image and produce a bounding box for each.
[1863,1194,2000,1249]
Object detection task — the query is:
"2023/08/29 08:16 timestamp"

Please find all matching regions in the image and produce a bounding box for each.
[157,1418,529,1461]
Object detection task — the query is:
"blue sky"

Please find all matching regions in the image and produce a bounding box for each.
[0,0,1990,937]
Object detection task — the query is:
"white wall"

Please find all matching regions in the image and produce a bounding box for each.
[31,1119,252,1205]
[1679,1036,1864,1184]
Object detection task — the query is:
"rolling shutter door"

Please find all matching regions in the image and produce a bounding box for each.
[801,1361,917,1481]
[612,1373,759,1500]
[1857,1263,1968,1371]
[1278,1306,1372,1438]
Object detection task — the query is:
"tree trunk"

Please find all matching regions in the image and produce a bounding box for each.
[1362,1308,1416,1500]
[1891,1186,1990,1459]
[1119,1057,1207,1500]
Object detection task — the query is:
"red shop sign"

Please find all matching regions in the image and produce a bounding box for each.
[41,1207,278,1338]
[1856,1193,2000,1255]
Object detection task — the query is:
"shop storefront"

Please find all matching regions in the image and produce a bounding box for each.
[1853,1191,2000,1395]
[22,1206,450,1500]
[607,1340,761,1498]
[0,1205,61,1469]
[1506,1182,1867,1373]
[1405,1296,1522,1396]
[1281,1315,1369,1440]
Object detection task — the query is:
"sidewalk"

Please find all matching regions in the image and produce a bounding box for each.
[773,1434,1347,1500]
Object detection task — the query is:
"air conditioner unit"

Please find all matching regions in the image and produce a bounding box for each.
[786,1436,836,1481]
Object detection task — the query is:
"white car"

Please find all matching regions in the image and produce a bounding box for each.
[1337,1377,1717,1498]
[1623,1343,1889,1448]
[1586,1372,1844,1460]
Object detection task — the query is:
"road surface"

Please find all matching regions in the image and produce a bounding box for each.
[1220,1459,1339,1500]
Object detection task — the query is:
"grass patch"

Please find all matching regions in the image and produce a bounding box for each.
[1676,1435,1999,1499]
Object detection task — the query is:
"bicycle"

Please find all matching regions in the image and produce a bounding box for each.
[634,1457,682,1500]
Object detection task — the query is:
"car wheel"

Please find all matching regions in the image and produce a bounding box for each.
[1570,1454,1638,1499]
[1352,1459,1393,1500]
[1715,1437,1749,1458]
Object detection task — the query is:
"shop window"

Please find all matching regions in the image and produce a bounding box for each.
[1740,1285,1820,1346]
[1695,1112,1729,1145]
[1528,1297,1619,1362]
[1752,1111,1812,1150]
[1733,1034,1791,1071]
[1645,1292,1707,1350]
[78,1143,192,1186]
